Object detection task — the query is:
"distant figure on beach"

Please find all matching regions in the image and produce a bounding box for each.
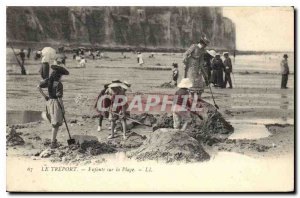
[281,54,290,89]
[35,50,42,60]
[204,50,216,86]
[88,50,95,60]
[183,35,210,96]
[149,52,154,58]
[211,53,224,88]
[79,56,87,68]
[172,63,179,86]
[27,48,31,59]
[223,52,233,89]
[137,52,144,66]
[17,49,26,75]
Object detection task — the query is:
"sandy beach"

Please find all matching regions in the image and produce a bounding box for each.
[6,50,294,191]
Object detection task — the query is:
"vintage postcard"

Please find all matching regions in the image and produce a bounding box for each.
[6,6,294,192]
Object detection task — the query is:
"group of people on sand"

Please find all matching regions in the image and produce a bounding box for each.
[205,51,233,89]
[37,56,131,148]
[170,37,233,90]
[35,35,291,148]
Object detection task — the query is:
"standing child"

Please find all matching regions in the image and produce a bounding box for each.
[94,83,111,132]
[37,64,69,149]
[172,63,179,86]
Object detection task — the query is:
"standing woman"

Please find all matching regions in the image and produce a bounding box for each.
[203,50,216,86]
[137,52,144,66]
[183,35,210,96]
[211,53,224,87]
[37,65,69,148]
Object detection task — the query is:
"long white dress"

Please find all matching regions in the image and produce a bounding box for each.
[138,54,144,65]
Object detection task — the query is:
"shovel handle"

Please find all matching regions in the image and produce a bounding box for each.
[110,111,152,127]
[56,99,72,139]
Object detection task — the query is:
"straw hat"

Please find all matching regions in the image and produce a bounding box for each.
[215,53,221,57]
[123,81,131,87]
[207,50,216,57]
[223,52,229,56]
[108,79,129,90]
[199,35,210,45]
[51,65,69,75]
[178,78,193,88]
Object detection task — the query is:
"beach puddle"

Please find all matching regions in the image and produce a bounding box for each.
[229,118,294,125]
[228,118,293,140]
[228,123,271,140]
[6,110,43,125]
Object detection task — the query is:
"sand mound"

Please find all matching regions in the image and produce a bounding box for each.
[36,141,115,163]
[159,82,175,88]
[6,127,25,146]
[150,101,234,145]
[152,113,173,131]
[187,102,233,145]
[129,128,210,163]
[79,140,116,155]
[107,132,147,148]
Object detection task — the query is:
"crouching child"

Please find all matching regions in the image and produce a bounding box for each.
[172,78,194,131]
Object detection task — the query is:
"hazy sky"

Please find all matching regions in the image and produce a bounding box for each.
[223,7,294,51]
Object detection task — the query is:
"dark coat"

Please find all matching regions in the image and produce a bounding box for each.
[223,57,232,73]
[211,58,224,86]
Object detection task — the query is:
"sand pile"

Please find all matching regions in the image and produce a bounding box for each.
[129,128,210,163]
[159,82,175,88]
[152,113,173,131]
[188,102,234,144]
[36,140,115,163]
[108,132,147,148]
[6,127,25,146]
[131,113,157,126]
[79,141,116,155]
[150,101,234,143]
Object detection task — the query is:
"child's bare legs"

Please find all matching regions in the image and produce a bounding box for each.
[97,115,103,131]
[51,126,59,148]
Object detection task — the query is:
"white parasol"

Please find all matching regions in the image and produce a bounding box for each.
[41,47,56,63]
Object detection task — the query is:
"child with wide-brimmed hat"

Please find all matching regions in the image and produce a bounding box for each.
[37,64,69,148]
[105,80,129,139]
[172,78,193,131]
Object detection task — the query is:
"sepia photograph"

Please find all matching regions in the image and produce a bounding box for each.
[5,5,295,192]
